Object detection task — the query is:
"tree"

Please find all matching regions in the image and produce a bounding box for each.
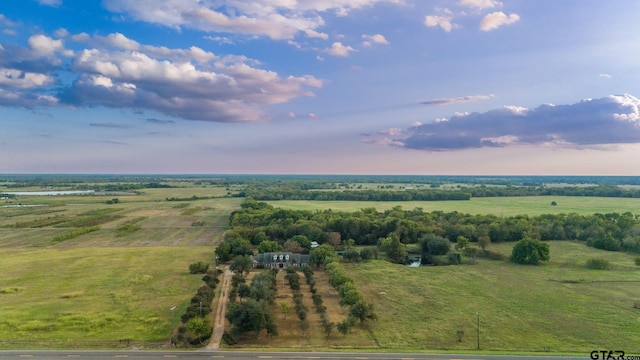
[327,231,342,249]
[420,234,450,256]
[511,238,550,265]
[215,242,231,262]
[226,299,267,338]
[185,316,212,344]
[283,239,304,253]
[257,240,282,253]
[230,255,252,276]
[349,301,377,325]
[379,234,407,262]
[280,302,291,319]
[237,283,251,301]
[309,244,337,268]
[455,236,469,251]
[291,235,311,250]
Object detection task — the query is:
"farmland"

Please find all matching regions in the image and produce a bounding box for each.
[2,176,640,352]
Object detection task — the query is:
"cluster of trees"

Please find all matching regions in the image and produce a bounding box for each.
[226,267,278,339]
[229,200,640,255]
[173,266,221,346]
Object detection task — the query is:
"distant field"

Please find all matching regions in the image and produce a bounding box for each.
[267,196,640,216]
[349,241,640,352]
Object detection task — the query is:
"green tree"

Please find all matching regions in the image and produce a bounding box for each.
[185,316,212,344]
[230,255,253,276]
[511,238,550,265]
[291,235,311,250]
[257,240,283,253]
[379,234,407,262]
[455,236,469,251]
[215,242,231,262]
[280,302,291,319]
[226,299,267,338]
[309,244,337,268]
[349,301,377,325]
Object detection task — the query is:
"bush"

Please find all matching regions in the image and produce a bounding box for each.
[511,238,550,265]
[635,257,640,266]
[585,258,611,270]
[189,262,209,274]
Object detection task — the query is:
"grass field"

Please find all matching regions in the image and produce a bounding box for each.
[0,187,240,349]
[268,196,640,216]
[349,241,640,353]
[0,247,213,347]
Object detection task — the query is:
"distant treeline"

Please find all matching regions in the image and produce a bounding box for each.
[241,188,471,201]
[228,200,640,253]
[240,185,640,201]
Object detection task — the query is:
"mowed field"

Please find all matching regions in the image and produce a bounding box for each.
[268,196,640,216]
[0,185,241,348]
[349,241,640,353]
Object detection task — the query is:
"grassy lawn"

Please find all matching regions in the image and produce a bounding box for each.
[268,196,640,216]
[348,241,640,353]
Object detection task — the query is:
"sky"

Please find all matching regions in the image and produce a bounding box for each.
[1,0,640,175]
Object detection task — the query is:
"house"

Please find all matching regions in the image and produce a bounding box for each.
[253,252,310,269]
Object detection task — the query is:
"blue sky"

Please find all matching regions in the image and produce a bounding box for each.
[1,0,640,174]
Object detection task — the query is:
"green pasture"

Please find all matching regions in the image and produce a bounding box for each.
[267,196,640,216]
[0,246,213,348]
[349,241,640,353]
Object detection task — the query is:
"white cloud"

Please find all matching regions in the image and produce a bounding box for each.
[420,94,495,105]
[599,73,612,79]
[424,15,456,32]
[37,0,62,7]
[457,0,502,10]
[369,94,640,151]
[362,33,389,46]
[54,28,70,38]
[305,29,329,40]
[479,11,520,31]
[28,34,64,56]
[63,35,322,122]
[102,0,402,41]
[0,68,53,89]
[324,42,355,57]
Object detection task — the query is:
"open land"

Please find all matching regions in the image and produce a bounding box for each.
[1,177,640,352]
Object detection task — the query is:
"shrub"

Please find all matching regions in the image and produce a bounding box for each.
[189,262,209,274]
[635,257,640,266]
[585,258,611,270]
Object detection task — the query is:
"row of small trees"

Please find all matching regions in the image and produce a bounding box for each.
[173,264,221,346]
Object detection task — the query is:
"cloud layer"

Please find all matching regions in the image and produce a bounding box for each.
[103,0,400,40]
[369,95,640,151]
[0,31,322,122]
